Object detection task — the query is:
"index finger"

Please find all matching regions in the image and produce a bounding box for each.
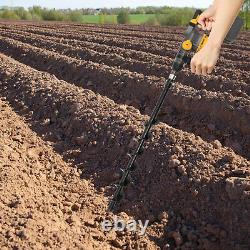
[198,14,206,27]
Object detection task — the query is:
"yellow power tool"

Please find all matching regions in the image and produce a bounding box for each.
[173,9,244,71]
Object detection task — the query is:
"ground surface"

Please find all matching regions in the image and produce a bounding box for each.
[0,21,249,250]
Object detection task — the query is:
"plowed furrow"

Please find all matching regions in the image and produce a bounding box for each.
[1,25,179,51]
[56,27,182,42]
[1,24,181,46]
[2,25,249,62]
[59,23,185,35]
[72,24,250,41]
[57,23,250,47]
[64,23,250,44]
[0,27,168,63]
[2,27,249,78]
[2,21,250,43]
[223,42,250,52]
[1,31,249,95]
[1,25,249,56]
[4,22,250,49]
[5,27,249,72]
[0,53,249,249]
[59,27,250,49]
[0,36,249,160]
[0,98,119,249]
[0,22,183,41]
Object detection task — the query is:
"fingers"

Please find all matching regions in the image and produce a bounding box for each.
[199,19,213,31]
[198,7,215,31]
[205,20,209,30]
[206,21,213,31]
[205,18,214,31]
[202,66,208,76]
[204,20,214,31]
[196,64,202,75]
[191,59,202,75]
[207,65,214,74]
[198,13,207,29]
[191,58,196,74]
[191,59,214,76]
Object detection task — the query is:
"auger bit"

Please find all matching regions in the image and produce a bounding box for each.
[108,71,177,212]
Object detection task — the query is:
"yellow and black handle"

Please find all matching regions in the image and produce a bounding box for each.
[172,9,243,72]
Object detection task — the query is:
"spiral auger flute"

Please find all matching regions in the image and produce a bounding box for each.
[108,9,243,212]
[108,71,177,211]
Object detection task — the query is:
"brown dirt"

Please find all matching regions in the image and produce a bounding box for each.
[6,24,248,62]
[0,99,108,249]
[0,21,249,250]
[1,29,249,83]
[0,35,248,159]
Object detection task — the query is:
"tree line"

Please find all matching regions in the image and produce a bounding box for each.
[0,5,249,28]
[243,0,250,29]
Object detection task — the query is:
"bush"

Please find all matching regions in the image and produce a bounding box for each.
[41,9,66,21]
[243,0,250,29]
[156,8,194,26]
[117,10,130,24]
[68,10,83,22]
[0,10,20,20]
[14,7,32,20]
[145,15,159,26]
[29,6,42,16]
[156,13,181,26]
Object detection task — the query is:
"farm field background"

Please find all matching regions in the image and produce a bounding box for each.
[81,14,156,24]
[0,20,249,249]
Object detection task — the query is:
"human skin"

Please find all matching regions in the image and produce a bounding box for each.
[191,0,244,76]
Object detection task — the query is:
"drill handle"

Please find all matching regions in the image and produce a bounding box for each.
[193,9,202,20]
[193,9,243,44]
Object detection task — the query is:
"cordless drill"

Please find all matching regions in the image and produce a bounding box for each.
[108,9,243,211]
[172,9,244,72]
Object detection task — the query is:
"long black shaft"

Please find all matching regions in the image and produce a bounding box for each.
[108,72,176,211]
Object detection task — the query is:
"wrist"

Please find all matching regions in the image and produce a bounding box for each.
[206,39,222,51]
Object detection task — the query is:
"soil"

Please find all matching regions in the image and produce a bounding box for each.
[0,21,249,250]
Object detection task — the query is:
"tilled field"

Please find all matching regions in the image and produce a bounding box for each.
[0,21,249,250]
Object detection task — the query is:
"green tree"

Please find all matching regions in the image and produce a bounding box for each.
[14,7,32,20]
[0,9,20,20]
[41,9,66,21]
[29,6,42,16]
[155,8,194,26]
[243,0,250,29]
[68,10,83,22]
[117,10,130,24]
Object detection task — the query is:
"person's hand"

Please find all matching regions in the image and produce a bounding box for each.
[198,5,217,31]
[191,43,220,76]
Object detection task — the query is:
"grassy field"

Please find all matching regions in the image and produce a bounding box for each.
[129,14,156,24]
[81,14,156,24]
[81,15,116,24]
